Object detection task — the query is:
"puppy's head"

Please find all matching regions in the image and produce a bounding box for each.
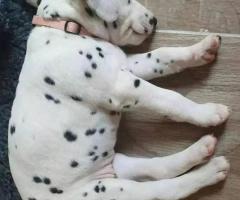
[26,0,157,46]
[87,0,157,45]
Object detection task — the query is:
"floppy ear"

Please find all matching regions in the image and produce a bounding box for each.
[86,0,121,22]
[26,0,41,7]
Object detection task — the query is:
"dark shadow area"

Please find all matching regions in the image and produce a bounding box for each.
[0,1,35,199]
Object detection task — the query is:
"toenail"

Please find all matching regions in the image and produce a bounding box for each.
[217,35,222,44]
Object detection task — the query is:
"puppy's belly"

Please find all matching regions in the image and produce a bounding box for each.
[8,88,120,199]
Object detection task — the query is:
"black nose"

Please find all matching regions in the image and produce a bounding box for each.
[149,17,158,26]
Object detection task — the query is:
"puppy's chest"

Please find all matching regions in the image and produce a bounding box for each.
[24,27,127,104]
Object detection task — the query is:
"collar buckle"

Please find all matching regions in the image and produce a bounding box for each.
[64,21,82,35]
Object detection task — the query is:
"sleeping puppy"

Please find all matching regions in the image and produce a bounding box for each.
[9,0,230,200]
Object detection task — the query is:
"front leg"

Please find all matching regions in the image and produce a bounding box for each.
[111,70,229,127]
[127,35,221,80]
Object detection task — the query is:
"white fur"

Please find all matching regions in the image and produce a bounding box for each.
[9,0,230,200]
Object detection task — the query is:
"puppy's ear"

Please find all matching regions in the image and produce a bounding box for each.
[26,0,41,7]
[86,0,120,22]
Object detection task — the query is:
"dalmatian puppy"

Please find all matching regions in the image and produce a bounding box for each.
[9,0,230,200]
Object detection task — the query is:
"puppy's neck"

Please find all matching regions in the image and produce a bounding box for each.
[37,0,111,41]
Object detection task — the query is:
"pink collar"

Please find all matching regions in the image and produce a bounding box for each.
[32,15,92,36]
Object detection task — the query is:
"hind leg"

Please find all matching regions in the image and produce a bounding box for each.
[71,157,229,200]
[113,135,217,180]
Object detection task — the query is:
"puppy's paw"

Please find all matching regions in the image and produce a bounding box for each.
[192,156,230,187]
[188,135,217,165]
[190,35,222,66]
[200,35,221,63]
[193,103,230,127]
[130,12,157,35]
[38,3,61,20]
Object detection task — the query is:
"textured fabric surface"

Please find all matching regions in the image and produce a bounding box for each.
[0,0,35,199]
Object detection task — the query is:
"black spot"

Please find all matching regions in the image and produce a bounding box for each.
[159,70,163,74]
[85,7,94,17]
[83,192,88,197]
[123,105,131,109]
[109,99,112,104]
[10,125,15,135]
[145,13,149,17]
[79,50,83,55]
[50,187,63,194]
[135,61,139,64]
[70,160,79,168]
[104,21,108,28]
[54,99,61,104]
[71,95,83,102]
[43,177,51,185]
[128,0,131,4]
[46,40,50,45]
[92,63,97,69]
[99,128,105,134]
[88,151,95,156]
[102,152,108,157]
[120,187,124,191]
[134,79,141,88]
[33,176,42,183]
[91,111,97,115]
[101,186,106,192]
[94,145,98,150]
[94,185,100,193]
[28,198,37,200]
[43,5,48,10]
[154,69,158,73]
[51,12,60,18]
[156,58,160,63]
[64,131,77,142]
[85,129,96,136]
[50,187,58,193]
[45,94,61,104]
[147,53,151,58]
[96,47,102,52]
[82,36,87,39]
[92,156,99,162]
[99,52,104,58]
[44,76,55,85]
[85,71,92,78]
[170,60,175,63]
[86,54,93,60]
[113,21,118,29]
[135,100,139,105]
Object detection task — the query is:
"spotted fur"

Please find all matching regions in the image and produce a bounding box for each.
[9,0,230,200]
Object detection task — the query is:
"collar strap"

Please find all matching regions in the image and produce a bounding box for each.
[32,15,91,36]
